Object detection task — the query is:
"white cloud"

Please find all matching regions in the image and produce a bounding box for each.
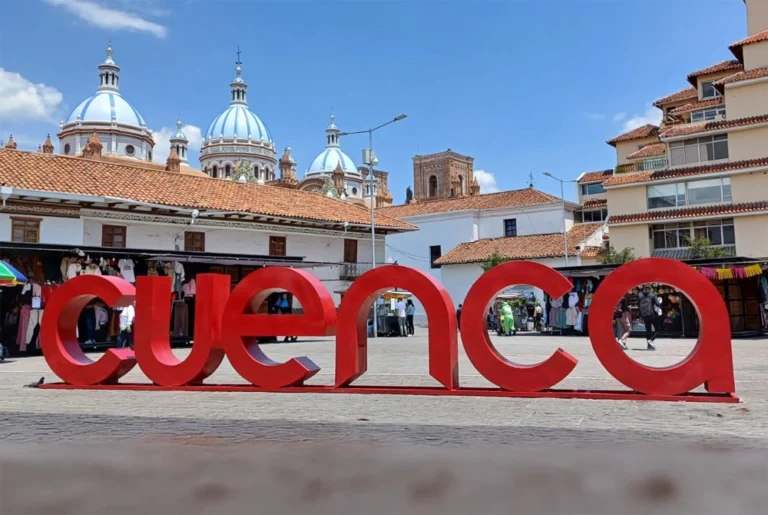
[623,106,662,132]
[0,68,63,122]
[44,0,168,38]
[613,112,627,122]
[474,170,499,194]
[151,124,202,163]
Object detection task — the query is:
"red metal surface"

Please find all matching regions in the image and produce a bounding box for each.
[461,261,578,392]
[222,267,336,387]
[134,275,229,386]
[37,382,739,403]
[40,275,137,386]
[335,265,458,389]
[588,258,735,396]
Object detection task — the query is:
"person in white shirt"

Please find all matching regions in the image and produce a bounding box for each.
[396,299,407,337]
[117,304,135,349]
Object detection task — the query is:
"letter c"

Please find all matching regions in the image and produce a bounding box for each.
[40,275,137,386]
[461,261,577,392]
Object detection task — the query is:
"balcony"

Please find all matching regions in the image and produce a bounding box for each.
[615,163,635,174]
[637,158,668,171]
[340,262,372,280]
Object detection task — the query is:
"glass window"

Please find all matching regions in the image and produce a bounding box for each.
[723,177,732,201]
[647,184,677,209]
[722,223,735,245]
[581,183,606,196]
[102,225,126,248]
[269,236,286,256]
[687,178,725,205]
[430,245,442,269]
[11,218,40,243]
[702,81,719,99]
[503,219,517,237]
[669,135,728,166]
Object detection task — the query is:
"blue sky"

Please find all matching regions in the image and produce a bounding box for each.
[0,0,748,203]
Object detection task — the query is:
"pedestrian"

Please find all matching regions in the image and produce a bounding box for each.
[616,297,632,350]
[487,306,495,331]
[406,299,416,336]
[278,293,297,342]
[456,304,463,329]
[117,303,135,349]
[637,285,660,351]
[396,297,407,337]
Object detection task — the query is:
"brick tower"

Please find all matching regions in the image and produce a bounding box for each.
[412,149,475,200]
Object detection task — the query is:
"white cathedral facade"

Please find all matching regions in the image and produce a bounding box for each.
[54,44,392,207]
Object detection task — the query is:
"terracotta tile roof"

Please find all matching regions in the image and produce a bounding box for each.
[626,143,667,160]
[434,223,605,265]
[660,113,768,138]
[653,87,698,108]
[377,187,561,218]
[686,60,742,86]
[577,169,613,184]
[0,149,414,230]
[715,67,768,87]
[668,97,725,115]
[606,124,660,147]
[730,29,768,61]
[608,201,768,225]
[582,198,607,209]
[602,157,768,187]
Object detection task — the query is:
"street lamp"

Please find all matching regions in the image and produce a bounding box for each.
[543,172,577,266]
[339,114,407,337]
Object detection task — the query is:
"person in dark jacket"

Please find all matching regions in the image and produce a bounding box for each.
[456,304,463,330]
[637,286,660,351]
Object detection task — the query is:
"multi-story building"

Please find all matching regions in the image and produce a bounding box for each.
[597,0,768,264]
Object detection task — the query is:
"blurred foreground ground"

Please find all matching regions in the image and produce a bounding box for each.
[1,333,767,514]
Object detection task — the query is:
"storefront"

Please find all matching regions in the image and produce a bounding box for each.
[0,242,310,357]
[551,258,768,338]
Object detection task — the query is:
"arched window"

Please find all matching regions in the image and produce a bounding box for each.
[458,175,464,195]
[175,145,180,155]
[212,165,218,178]
[225,164,231,178]
[428,175,438,197]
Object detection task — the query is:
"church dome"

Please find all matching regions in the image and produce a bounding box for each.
[306,113,360,177]
[66,92,146,126]
[205,105,271,143]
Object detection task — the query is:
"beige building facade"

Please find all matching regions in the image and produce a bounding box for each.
[585,0,768,263]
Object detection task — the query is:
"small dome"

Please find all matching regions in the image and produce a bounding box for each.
[205,105,272,143]
[66,92,146,126]
[170,117,187,142]
[307,148,358,176]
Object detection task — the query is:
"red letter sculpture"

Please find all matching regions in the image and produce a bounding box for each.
[40,275,136,386]
[588,258,735,396]
[335,265,458,389]
[461,261,577,392]
[221,268,336,387]
[134,274,230,386]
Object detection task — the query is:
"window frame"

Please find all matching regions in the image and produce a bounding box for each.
[651,218,735,250]
[690,105,726,123]
[647,177,731,209]
[101,224,127,248]
[184,231,206,252]
[269,235,287,257]
[429,245,442,269]
[503,218,518,237]
[701,80,720,99]
[581,208,608,223]
[343,239,358,263]
[580,183,606,196]
[10,217,41,243]
[669,134,728,166]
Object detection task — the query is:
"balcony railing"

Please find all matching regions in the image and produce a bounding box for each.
[340,262,372,280]
[637,158,668,171]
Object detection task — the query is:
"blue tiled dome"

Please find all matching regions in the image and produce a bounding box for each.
[204,105,272,143]
[307,148,358,175]
[66,92,146,126]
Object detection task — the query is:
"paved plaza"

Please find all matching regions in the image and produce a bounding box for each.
[1,332,767,447]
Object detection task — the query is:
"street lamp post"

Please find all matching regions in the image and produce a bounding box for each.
[339,114,407,337]
[544,172,577,266]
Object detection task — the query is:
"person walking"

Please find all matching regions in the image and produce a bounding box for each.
[278,293,297,343]
[396,298,408,337]
[487,307,495,331]
[456,304,463,330]
[405,299,415,336]
[638,285,660,351]
[616,297,632,350]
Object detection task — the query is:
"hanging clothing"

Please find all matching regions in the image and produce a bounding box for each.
[118,259,136,283]
[83,263,102,275]
[17,306,32,352]
[565,306,579,326]
[25,309,43,346]
[66,261,81,279]
[60,257,70,282]
[172,302,189,337]
[94,305,109,328]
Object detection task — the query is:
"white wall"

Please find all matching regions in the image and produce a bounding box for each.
[476,206,573,239]
[0,214,84,245]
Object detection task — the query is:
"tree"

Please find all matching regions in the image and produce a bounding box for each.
[482,250,510,272]
[689,238,729,259]
[598,246,636,265]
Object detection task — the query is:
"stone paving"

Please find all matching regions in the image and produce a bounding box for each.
[1,332,767,448]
